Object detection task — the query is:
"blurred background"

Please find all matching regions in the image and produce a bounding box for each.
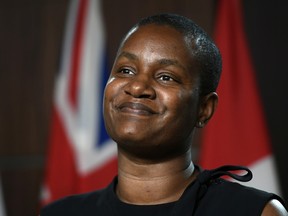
[0,0,287,215]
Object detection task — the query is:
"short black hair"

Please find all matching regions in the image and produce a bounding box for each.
[132,13,222,96]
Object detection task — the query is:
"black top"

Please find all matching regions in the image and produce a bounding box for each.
[41,165,285,216]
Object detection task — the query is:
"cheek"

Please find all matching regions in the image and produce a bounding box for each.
[162,90,199,126]
[161,90,191,113]
[103,80,119,122]
[103,78,129,132]
[104,78,122,103]
[103,87,117,139]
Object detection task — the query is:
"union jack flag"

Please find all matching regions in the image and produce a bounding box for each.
[41,0,117,205]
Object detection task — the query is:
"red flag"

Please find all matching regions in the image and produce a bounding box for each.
[41,0,117,205]
[199,0,280,194]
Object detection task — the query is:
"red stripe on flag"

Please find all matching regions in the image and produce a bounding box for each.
[69,0,88,109]
[42,107,78,205]
[199,0,271,168]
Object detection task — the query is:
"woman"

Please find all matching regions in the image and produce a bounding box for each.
[41,13,287,216]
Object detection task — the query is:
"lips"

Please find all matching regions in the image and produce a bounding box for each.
[116,102,157,116]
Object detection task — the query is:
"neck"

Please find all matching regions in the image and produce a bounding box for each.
[116,149,197,205]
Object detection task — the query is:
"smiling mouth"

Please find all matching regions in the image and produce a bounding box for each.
[117,102,157,116]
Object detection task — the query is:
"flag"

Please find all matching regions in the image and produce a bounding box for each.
[0,176,6,216]
[41,0,117,205]
[199,0,280,195]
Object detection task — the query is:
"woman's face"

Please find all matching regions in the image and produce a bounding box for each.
[103,24,202,160]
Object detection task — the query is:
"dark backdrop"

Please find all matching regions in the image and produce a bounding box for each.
[0,0,287,215]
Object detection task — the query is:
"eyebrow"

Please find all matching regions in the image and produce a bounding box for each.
[117,51,187,71]
[157,58,186,71]
[117,51,138,61]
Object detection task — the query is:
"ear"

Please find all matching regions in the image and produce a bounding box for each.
[196,92,218,128]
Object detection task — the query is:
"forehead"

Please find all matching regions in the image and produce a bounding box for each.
[121,24,188,51]
[117,24,196,70]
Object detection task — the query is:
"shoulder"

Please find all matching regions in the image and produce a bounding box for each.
[206,179,275,202]
[198,179,285,215]
[261,199,288,216]
[40,189,106,216]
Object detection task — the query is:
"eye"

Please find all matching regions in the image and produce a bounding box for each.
[159,75,174,82]
[122,68,133,74]
[157,72,182,84]
[116,68,135,77]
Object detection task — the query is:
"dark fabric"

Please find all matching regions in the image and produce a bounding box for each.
[41,165,285,216]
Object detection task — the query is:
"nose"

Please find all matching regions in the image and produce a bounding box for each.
[124,75,156,99]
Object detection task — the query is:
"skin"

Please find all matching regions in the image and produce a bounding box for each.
[104,24,216,204]
[103,24,287,214]
[262,200,288,216]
